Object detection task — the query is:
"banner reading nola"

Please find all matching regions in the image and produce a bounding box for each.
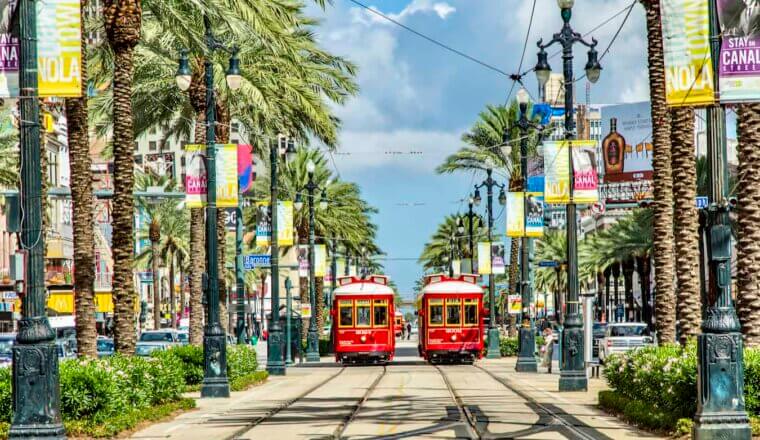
[477,242,492,275]
[544,140,599,204]
[336,258,346,278]
[0,0,83,97]
[717,0,760,102]
[506,192,545,237]
[661,0,714,106]
[185,144,239,208]
[254,201,294,247]
[491,242,505,275]
[315,244,327,277]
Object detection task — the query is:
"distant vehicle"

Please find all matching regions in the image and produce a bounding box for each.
[592,322,607,359]
[96,338,114,357]
[0,333,15,368]
[322,324,331,336]
[139,330,182,344]
[135,342,171,357]
[410,324,418,335]
[177,331,189,345]
[394,312,404,337]
[56,339,76,360]
[598,322,653,363]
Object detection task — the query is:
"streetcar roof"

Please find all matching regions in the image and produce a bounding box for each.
[333,281,395,296]
[420,281,484,295]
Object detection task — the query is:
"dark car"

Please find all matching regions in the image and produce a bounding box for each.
[0,333,14,368]
[97,338,114,357]
[592,322,607,359]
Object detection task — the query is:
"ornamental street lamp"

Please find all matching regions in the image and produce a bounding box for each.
[265,136,297,375]
[534,0,601,392]
[9,0,65,437]
[515,88,541,373]
[295,160,329,362]
[448,235,456,277]
[692,0,751,437]
[474,169,506,359]
[176,15,242,398]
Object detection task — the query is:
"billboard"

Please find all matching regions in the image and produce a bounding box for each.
[599,102,654,204]
[717,0,760,102]
[661,0,715,106]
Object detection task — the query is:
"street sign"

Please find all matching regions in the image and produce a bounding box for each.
[696,196,709,209]
[538,260,559,268]
[244,254,271,270]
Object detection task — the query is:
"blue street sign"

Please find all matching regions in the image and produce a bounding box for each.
[696,196,708,209]
[538,260,559,268]
[244,254,271,270]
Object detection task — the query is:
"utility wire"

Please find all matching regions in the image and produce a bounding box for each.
[505,0,538,105]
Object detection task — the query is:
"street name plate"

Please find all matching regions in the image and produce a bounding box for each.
[244,254,271,270]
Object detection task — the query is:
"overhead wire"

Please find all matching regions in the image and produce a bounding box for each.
[505,0,538,105]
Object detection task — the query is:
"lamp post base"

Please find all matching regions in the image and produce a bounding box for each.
[266,329,286,376]
[201,330,230,398]
[558,369,588,392]
[306,330,321,362]
[515,327,538,372]
[201,377,231,398]
[693,416,751,440]
[486,327,501,359]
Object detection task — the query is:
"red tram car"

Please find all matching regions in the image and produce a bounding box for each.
[332,275,396,364]
[417,274,485,364]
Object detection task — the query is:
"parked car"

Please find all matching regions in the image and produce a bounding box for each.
[0,333,15,368]
[177,331,189,345]
[592,322,607,359]
[56,339,76,360]
[96,337,114,357]
[598,322,653,363]
[135,341,171,357]
[139,329,182,345]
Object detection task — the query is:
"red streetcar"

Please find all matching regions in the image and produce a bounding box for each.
[332,275,396,364]
[394,312,404,337]
[417,274,485,364]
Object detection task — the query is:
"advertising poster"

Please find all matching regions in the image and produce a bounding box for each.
[571,141,599,203]
[237,144,253,194]
[336,258,346,279]
[525,193,545,237]
[544,141,570,203]
[661,0,715,106]
[301,303,312,319]
[506,192,524,237]
[717,0,760,102]
[315,244,327,277]
[544,140,598,203]
[507,192,545,237]
[452,259,461,276]
[254,201,294,247]
[255,201,271,247]
[477,242,491,275]
[491,242,505,275]
[508,294,522,315]
[0,0,83,97]
[298,245,308,278]
[600,102,654,204]
[184,144,239,208]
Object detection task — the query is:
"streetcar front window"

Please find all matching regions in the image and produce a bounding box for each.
[446,299,461,326]
[356,300,371,327]
[339,300,353,327]
[373,300,388,327]
[429,299,443,326]
[464,299,479,326]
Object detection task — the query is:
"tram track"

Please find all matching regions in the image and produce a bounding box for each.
[436,365,483,440]
[474,364,610,440]
[229,366,347,440]
[331,365,387,439]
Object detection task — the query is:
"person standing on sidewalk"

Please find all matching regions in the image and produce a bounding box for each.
[406,322,412,340]
[542,327,555,373]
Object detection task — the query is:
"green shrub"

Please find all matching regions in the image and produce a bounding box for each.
[157,344,259,385]
[744,348,760,415]
[0,369,10,424]
[154,345,204,385]
[226,345,258,381]
[500,337,519,356]
[598,390,680,432]
[230,371,269,392]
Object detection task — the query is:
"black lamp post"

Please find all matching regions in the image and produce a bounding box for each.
[474,169,506,359]
[692,0,751,436]
[295,160,328,362]
[176,16,243,397]
[515,88,540,373]
[534,0,601,392]
[9,0,65,437]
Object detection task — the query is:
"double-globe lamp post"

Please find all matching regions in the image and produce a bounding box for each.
[534,0,602,392]
[295,160,328,362]
[473,170,506,359]
[175,15,243,397]
[515,88,541,373]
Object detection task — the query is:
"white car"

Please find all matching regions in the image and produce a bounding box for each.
[139,329,183,345]
[598,322,654,363]
[135,341,171,357]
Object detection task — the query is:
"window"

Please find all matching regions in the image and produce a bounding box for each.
[446,299,461,326]
[149,141,157,151]
[464,299,478,326]
[373,300,388,327]
[429,299,443,326]
[231,122,240,133]
[356,299,371,327]
[339,300,353,327]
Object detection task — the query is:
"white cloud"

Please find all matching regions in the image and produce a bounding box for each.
[352,0,456,25]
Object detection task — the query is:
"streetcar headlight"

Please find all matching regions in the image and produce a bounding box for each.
[451,334,457,342]
[360,335,367,343]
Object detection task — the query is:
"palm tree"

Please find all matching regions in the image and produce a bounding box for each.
[670,107,700,345]
[418,214,485,273]
[534,230,566,324]
[641,0,676,344]
[736,104,760,346]
[0,107,18,188]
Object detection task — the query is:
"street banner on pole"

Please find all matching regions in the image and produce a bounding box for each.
[477,242,491,275]
[717,0,760,102]
[336,258,346,278]
[544,141,569,203]
[508,294,522,315]
[237,144,253,194]
[298,246,308,277]
[506,192,524,237]
[222,208,237,231]
[301,303,312,319]
[349,264,358,277]
[492,242,505,275]
[661,0,715,106]
[544,140,598,203]
[315,244,327,277]
[507,192,544,237]
[571,141,599,203]
[0,0,83,97]
[254,201,293,247]
[452,259,461,276]
[185,144,239,208]
[255,201,271,247]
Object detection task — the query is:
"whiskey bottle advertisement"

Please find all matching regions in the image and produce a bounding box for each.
[602,117,625,175]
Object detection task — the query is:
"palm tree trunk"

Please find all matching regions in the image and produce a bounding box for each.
[671,107,700,345]
[736,104,760,347]
[179,265,185,328]
[643,0,676,344]
[316,276,325,332]
[169,255,176,329]
[66,0,96,357]
[188,68,206,345]
[152,240,160,329]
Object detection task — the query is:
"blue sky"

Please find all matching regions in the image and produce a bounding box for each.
[306,0,654,297]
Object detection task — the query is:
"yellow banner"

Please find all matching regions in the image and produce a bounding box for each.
[184,144,239,208]
[477,242,491,275]
[47,291,73,313]
[37,0,83,97]
[661,0,715,106]
[315,244,327,277]
[544,140,598,204]
[254,201,293,247]
[544,142,570,204]
[506,192,524,237]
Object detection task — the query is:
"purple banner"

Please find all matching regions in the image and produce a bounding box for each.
[718,0,760,101]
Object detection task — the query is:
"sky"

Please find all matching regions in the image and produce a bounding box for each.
[305,0,654,297]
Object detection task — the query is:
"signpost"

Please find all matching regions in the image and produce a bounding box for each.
[538,260,559,268]
[696,196,708,209]
[244,254,271,270]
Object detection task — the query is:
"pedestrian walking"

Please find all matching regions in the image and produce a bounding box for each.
[406,322,412,340]
[541,327,555,374]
